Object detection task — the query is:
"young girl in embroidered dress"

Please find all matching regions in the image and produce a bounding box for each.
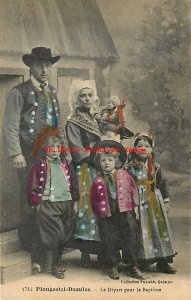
[125,133,177,274]
[27,126,79,279]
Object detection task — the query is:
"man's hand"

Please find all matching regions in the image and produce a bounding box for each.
[11,154,27,169]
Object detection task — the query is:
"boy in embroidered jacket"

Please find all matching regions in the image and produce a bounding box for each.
[27,126,79,279]
[90,140,146,280]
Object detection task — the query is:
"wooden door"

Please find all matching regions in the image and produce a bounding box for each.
[0,75,23,232]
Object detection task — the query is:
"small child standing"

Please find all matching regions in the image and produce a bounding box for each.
[27,126,79,279]
[90,140,145,280]
[125,132,177,273]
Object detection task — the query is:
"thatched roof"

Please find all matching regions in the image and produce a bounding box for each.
[0,0,119,60]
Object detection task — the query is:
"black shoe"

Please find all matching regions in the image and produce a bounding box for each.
[52,265,66,279]
[109,267,120,280]
[81,253,92,268]
[156,263,177,274]
[130,266,147,280]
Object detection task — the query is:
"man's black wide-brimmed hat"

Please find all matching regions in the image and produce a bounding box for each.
[91,140,127,167]
[22,47,60,67]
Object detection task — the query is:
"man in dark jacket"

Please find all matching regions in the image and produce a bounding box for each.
[3,47,64,250]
